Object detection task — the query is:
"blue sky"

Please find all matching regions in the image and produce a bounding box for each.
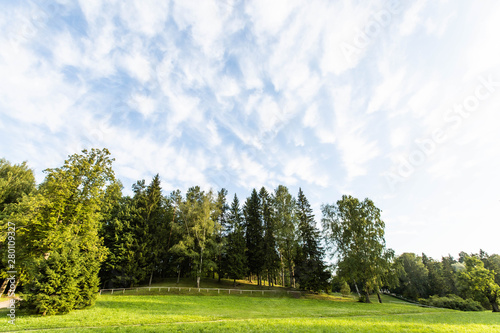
[1,0,499,259]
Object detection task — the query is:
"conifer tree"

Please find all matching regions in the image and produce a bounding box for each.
[213,188,228,282]
[244,189,264,284]
[224,195,247,286]
[294,188,329,292]
[21,149,115,314]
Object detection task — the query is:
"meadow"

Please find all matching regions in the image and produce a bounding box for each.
[1,290,499,332]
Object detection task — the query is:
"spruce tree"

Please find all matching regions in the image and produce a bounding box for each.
[244,189,264,284]
[224,195,247,286]
[294,188,329,292]
[213,189,228,282]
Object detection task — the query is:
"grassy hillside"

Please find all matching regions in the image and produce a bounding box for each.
[1,293,498,332]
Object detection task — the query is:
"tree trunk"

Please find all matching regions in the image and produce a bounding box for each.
[0,279,8,297]
[218,252,222,283]
[489,295,500,312]
[197,249,204,288]
[353,281,361,298]
[233,278,236,287]
[364,291,371,303]
[149,271,153,286]
[177,266,181,284]
[377,291,382,303]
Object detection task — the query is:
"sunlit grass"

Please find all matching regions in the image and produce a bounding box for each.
[0,293,498,332]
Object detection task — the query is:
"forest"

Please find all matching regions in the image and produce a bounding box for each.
[0,148,499,315]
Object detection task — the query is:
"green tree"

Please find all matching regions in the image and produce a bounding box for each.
[213,188,228,282]
[460,256,500,312]
[340,280,351,297]
[21,148,115,314]
[0,159,36,295]
[294,188,329,292]
[132,175,171,286]
[224,195,247,286]
[422,253,447,297]
[394,253,429,300]
[273,185,297,287]
[322,195,391,303]
[174,187,215,288]
[244,189,264,285]
[260,187,279,287]
[0,158,36,213]
[100,194,141,288]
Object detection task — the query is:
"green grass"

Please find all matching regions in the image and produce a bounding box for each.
[0,294,498,332]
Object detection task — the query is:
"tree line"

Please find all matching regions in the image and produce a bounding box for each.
[0,149,498,314]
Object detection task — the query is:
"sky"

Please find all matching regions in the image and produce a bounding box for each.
[1,0,499,260]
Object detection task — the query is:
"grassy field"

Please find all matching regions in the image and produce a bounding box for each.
[1,291,499,333]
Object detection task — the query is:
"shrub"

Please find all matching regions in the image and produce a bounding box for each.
[340,281,351,297]
[419,294,483,311]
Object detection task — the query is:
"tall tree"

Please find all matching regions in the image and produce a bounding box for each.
[136,175,170,286]
[394,253,429,300]
[322,195,391,303]
[260,187,279,287]
[460,256,500,312]
[273,185,297,287]
[0,158,36,214]
[422,253,447,297]
[0,159,36,296]
[224,195,247,286]
[213,188,228,282]
[20,148,115,314]
[244,189,264,285]
[294,188,330,292]
[174,187,215,288]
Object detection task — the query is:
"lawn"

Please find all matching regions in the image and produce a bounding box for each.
[0,293,498,332]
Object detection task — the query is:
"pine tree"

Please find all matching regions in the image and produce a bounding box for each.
[213,189,228,282]
[224,195,247,286]
[244,189,264,284]
[294,188,329,292]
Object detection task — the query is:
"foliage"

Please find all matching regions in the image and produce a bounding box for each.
[419,294,483,311]
[243,189,264,284]
[322,195,391,303]
[273,185,297,287]
[260,187,280,286]
[394,253,429,300]
[340,281,351,297]
[460,256,500,312]
[20,148,115,314]
[294,188,330,292]
[223,195,247,284]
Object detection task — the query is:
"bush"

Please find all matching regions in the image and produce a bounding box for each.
[419,294,483,311]
[340,281,351,297]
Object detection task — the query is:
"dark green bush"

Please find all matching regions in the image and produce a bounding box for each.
[419,294,483,311]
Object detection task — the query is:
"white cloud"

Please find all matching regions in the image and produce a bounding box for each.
[283,155,329,187]
[398,0,428,36]
[118,0,169,37]
[129,93,156,119]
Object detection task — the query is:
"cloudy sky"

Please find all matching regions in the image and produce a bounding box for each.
[1,0,499,259]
